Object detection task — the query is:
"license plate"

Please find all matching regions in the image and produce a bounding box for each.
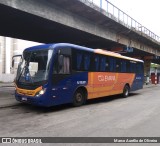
[22,97,27,101]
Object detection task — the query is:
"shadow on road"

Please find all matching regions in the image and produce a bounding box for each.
[8,92,141,114]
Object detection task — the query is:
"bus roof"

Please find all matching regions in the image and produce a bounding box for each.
[25,43,144,63]
[94,49,143,62]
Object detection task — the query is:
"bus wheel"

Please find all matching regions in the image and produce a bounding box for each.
[123,85,130,98]
[73,89,86,107]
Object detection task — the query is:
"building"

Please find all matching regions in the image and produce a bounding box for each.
[0,36,41,82]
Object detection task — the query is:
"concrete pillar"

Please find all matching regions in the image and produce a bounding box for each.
[5,37,11,74]
[100,0,102,9]
[0,37,2,74]
[0,37,5,74]
[144,60,151,76]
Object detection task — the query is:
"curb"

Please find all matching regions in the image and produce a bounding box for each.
[0,103,20,109]
[0,85,14,88]
[0,86,14,87]
[143,84,160,88]
[0,104,17,109]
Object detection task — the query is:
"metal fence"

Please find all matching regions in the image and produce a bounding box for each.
[79,0,160,43]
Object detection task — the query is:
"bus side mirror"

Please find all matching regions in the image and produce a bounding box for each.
[12,59,15,68]
[12,55,22,68]
[12,60,16,68]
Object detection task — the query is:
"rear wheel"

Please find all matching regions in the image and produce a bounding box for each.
[73,89,86,107]
[123,85,130,98]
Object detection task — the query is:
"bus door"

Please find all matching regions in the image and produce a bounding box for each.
[131,62,143,90]
[52,48,73,104]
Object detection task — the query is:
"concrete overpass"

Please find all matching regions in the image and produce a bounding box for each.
[0,0,160,68]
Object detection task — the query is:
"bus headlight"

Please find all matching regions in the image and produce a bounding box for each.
[35,88,46,97]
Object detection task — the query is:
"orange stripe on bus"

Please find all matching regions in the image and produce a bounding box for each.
[86,72,135,99]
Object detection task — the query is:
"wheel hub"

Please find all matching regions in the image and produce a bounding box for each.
[76,93,82,102]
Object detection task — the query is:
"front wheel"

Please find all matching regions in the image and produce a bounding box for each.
[73,89,86,107]
[122,85,130,98]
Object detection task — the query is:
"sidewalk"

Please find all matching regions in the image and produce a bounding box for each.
[0,82,18,108]
[0,82,14,88]
[143,83,160,88]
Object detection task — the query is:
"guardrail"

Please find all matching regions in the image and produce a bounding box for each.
[79,0,160,43]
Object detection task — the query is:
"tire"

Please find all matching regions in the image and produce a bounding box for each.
[122,85,130,98]
[73,89,86,107]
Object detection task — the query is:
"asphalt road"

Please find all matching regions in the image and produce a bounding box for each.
[0,85,160,145]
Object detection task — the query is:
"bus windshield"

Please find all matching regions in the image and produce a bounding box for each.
[16,49,53,85]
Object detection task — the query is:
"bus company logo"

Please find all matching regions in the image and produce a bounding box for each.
[98,75,116,82]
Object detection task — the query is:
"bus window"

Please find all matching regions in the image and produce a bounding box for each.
[77,53,83,70]
[104,57,109,72]
[72,50,91,71]
[53,54,58,74]
[126,61,131,73]
[72,50,83,71]
[130,61,136,73]
[100,56,106,72]
[29,62,38,76]
[58,55,70,74]
[94,55,99,71]
[63,56,70,74]
[115,58,121,72]
[84,53,91,71]
[109,57,116,72]
[121,60,126,72]
[137,63,143,74]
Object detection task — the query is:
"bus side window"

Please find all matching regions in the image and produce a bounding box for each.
[94,55,99,71]
[63,56,70,74]
[105,57,110,72]
[53,54,58,74]
[133,62,136,73]
[126,61,131,73]
[137,63,143,74]
[77,53,83,70]
[100,56,106,72]
[109,57,116,72]
[72,50,83,71]
[84,53,91,71]
[130,62,136,73]
[121,60,126,72]
[58,55,71,74]
[130,62,132,72]
[116,58,121,72]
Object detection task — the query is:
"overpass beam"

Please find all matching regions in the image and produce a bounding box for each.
[0,0,160,56]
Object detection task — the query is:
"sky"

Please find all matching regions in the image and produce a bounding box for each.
[94,0,160,36]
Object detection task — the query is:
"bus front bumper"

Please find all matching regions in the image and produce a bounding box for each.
[15,92,52,107]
